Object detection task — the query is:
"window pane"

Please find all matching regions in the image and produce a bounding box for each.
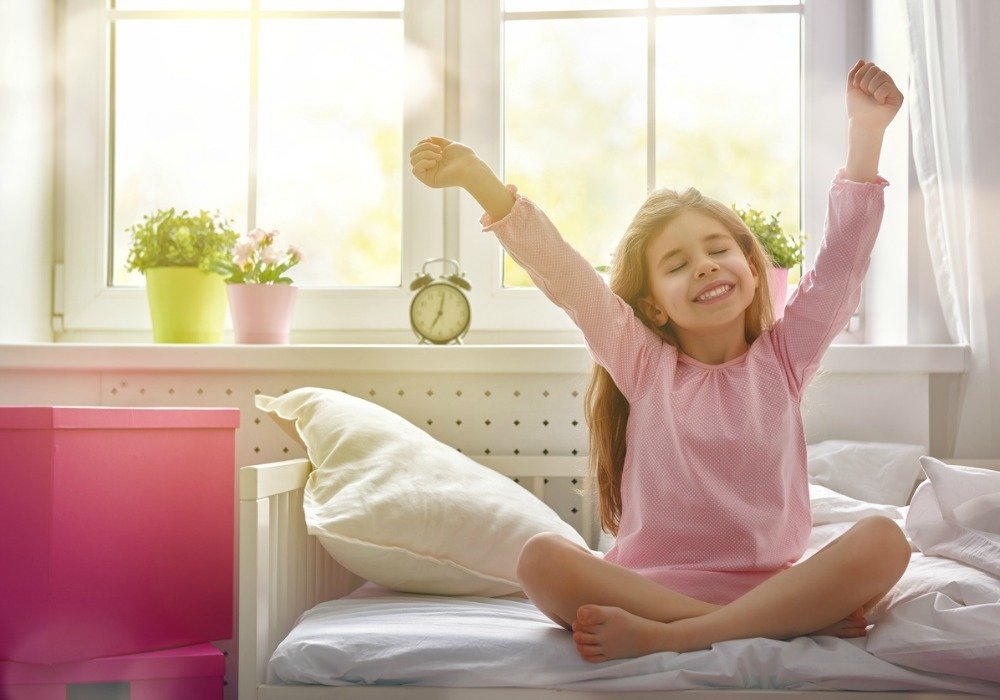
[112,20,249,286]
[259,1,402,9]
[505,1,646,10]
[257,19,402,287]
[114,1,250,10]
[504,18,646,287]
[657,0,799,6]
[655,13,800,248]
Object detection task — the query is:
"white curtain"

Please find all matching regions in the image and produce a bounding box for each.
[905,0,1000,458]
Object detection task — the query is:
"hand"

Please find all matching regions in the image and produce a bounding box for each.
[409,136,480,189]
[846,59,903,132]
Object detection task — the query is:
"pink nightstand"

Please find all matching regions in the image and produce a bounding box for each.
[0,406,239,666]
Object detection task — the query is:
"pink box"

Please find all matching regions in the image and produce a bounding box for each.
[0,407,240,665]
[0,642,225,700]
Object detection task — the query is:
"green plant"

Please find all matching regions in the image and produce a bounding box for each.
[124,208,240,275]
[213,228,303,285]
[731,204,806,269]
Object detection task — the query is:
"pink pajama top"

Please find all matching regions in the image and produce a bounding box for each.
[482,170,888,605]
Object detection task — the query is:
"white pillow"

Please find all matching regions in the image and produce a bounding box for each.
[905,456,1000,576]
[807,482,907,525]
[806,440,925,506]
[254,388,588,597]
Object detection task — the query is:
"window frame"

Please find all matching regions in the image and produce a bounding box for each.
[59,0,446,338]
[458,0,867,343]
[58,0,868,343]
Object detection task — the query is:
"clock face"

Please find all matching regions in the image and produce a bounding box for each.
[409,282,471,344]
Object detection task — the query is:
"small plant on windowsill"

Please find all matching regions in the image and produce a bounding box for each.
[125,208,239,274]
[731,204,807,321]
[124,208,240,344]
[212,228,303,285]
[731,205,806,270]
[213,229,304,345]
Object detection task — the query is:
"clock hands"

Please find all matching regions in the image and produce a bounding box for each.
[431,290,446,329]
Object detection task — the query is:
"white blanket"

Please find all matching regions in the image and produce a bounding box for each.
[269,471,1000,693]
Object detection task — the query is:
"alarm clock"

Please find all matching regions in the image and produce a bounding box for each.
[409,258,472,345]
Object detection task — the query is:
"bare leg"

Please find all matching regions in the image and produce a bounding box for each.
[515,532,720,629]
[571,516,911,662]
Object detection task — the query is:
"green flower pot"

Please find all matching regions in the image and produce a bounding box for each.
[145,267,228,343]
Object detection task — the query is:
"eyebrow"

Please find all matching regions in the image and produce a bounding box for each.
[657,232,729,269]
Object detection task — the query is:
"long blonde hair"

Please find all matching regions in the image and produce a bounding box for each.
[585,187,776,536]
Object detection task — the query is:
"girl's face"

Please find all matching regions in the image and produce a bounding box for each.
[639,209,759,334]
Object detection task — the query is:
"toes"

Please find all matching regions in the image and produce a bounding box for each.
[575,604,605,627]
[577,646,607,663]
[573,630,598,645]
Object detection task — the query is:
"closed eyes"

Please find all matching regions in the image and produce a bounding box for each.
[668,249,729,273]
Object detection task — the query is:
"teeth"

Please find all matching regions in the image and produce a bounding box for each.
[696,285,732,302]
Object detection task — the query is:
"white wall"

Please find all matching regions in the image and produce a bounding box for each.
[0,0,54,342]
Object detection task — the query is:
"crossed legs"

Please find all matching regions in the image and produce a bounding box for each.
[516,515,911,662]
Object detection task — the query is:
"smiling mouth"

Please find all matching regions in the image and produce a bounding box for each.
[694,284,734,303]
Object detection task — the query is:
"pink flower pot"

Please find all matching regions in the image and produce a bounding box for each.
[768,266,789,320]
[227,283,298,344]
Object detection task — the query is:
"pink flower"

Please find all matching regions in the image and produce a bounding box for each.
[260,245,282,265]
[247,228,268,246]
[286,244,303,263]
[233,241,255,266]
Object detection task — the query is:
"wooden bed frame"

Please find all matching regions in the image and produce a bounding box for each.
[237,454,992,700]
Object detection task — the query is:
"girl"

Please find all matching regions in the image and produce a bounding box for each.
[410,59,908,663]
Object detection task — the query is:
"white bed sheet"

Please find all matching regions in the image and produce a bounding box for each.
[269,481,1000,694]
[267,581,999,694]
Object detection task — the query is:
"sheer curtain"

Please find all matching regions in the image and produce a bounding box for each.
[905,0,1000,458]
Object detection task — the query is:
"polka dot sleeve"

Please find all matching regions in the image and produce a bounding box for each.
[482,187,666,403]
[774,168,889,397]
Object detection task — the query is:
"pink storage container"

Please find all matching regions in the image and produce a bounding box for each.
[0,406,239,665]
[0,642,224,700]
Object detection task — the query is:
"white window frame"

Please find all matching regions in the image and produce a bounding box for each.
[58,0,887,344]
[59,0,446,340]
[458,0,870,343]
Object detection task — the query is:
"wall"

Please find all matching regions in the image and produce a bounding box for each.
[0,1,54,342]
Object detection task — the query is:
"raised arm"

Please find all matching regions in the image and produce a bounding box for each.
[410,137,516,222]
[410,137,665,402]
[844,59,904,183]
[776,61,903,395]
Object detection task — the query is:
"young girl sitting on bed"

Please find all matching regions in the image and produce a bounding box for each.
[409,59,908,663]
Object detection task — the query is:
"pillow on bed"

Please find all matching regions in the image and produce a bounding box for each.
[806,440,925,506]
[905,456,1000,577]
[255,387,588,597]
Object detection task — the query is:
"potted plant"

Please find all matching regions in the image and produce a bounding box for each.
[731,205,806,320]
[125,208,239,343]
[213,228,303,344]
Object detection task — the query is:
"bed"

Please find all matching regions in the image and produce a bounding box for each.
[238,447,1000,700]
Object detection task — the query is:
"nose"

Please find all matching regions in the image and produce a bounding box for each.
[694,256,720,277]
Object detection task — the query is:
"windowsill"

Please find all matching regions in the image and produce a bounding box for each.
[0,343,969,375]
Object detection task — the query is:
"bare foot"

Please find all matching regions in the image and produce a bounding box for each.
[571,604,685,662]
[810,607,869,639]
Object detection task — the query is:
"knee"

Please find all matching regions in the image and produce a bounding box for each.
[515,532,578,585]
[851,515,912,578]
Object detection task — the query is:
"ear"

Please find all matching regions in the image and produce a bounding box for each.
[639,296,668,326]
[749,258,760,287]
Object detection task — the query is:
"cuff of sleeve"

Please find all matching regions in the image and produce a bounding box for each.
[833,167,889,189]
[480,184,521,229]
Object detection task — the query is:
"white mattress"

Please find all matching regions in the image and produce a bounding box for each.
[269,481,1000,694]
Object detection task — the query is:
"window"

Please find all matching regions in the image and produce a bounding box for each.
[110,3,406,288]
[501,3,801,289]
[59,0,854,342]
[61,0,444,338]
